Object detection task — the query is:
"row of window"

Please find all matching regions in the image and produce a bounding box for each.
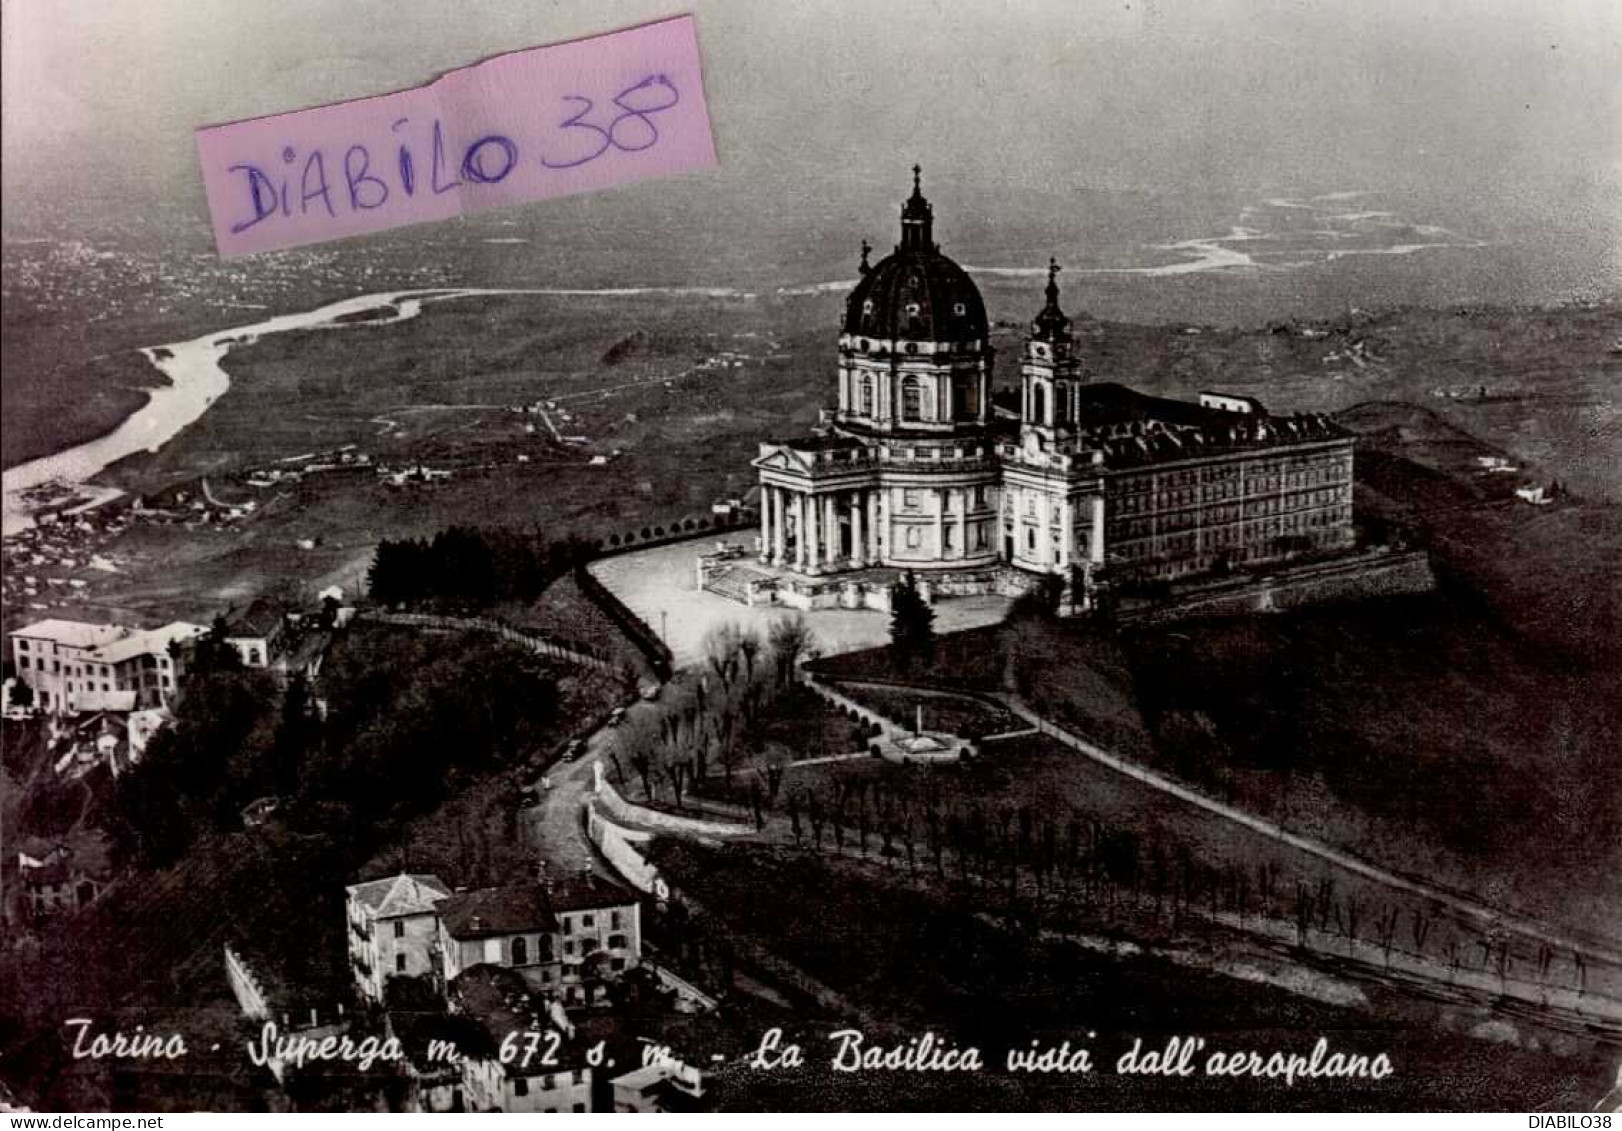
[16,659,175,691]
[892,522,991,553]
[1117,453,1348,495]
[1112,493,1350,537]
[850,374,982,422]
[897,486,990,511]
[1111,506,1353,549]
[562,910,624,934]
[511,1069,588,1097]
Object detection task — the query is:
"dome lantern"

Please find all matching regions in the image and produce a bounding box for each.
[899,164,935,252]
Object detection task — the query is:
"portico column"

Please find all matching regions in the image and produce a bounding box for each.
[793,492,807,572]
[804,493,819,574]
[851,491,865,568]
[758,486,772,561]
[824,494,838,570]
[1059,497,1074,570]
[772,487,787,565]
[956,491,968,560]
[935,490,947,561]
[873,490,886,563]
[1089,495,1105,565]
[869,491,881,563]
[999,489,1010,562]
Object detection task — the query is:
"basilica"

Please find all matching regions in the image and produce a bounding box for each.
[734,170,1356,611]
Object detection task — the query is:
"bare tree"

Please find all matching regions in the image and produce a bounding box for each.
[1410,910,1432,955]
[768,614,816,685]
[737,628,762,684]
[703,623,743,693]
[1375,906,1399,966]
[663,761,687,810]
[787,793,803,845]
[630,748,656,801]
[618,659,641,700]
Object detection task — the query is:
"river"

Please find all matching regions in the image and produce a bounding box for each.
[0,288,512,537]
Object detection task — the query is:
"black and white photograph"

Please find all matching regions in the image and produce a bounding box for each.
[1,0,1619,1114]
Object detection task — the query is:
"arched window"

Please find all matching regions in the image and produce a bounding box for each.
[901,377,923,422]
[1032,383,1047,424]
[860,375,875,415]
[512,936,529,966]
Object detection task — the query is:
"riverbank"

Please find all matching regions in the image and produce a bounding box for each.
[1,289,512,537]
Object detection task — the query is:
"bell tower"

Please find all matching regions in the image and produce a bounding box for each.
[1020,259,1083,442]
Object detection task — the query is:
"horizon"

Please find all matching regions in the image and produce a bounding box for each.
[2,0,1619,303]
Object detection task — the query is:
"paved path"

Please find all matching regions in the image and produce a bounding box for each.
[529,700,665,877]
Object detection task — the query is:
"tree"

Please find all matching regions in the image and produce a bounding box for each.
[888,572,935,669]
[618,661,642,700]
[703,624,742,693]
[8,679,33,711]
[737,630,762,684]
[191,615,245,677]
[768,615,816,686]
[272,673,314,796]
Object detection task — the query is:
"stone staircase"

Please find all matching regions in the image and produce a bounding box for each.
[702,563,768,605]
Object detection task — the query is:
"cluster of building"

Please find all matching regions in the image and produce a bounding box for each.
[738,170,1359,612]
[4,595,352,929]
[225,866,698,1112]
[8,618,203,715]
[2,487,135,613]
[13,830,113,920]
[7,591,346,719]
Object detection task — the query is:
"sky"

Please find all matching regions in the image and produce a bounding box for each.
[2,0,1619,268]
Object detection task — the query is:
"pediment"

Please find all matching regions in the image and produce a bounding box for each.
[753,447,812,475]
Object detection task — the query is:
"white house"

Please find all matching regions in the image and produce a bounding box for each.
[9,619,204,715]
[345,873,452,1002]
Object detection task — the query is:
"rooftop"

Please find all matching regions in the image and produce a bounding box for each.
[999,383,1348,469]
[223,599,283,639]
[346,872,451,919]
[10,618,128,650]
[765,433,868,453]
[438,883,558,938]
[439,875,637,939]
[450,964,570,1075]
[86,621,207,665]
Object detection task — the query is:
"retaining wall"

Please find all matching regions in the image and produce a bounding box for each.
[1118,549,1435,627]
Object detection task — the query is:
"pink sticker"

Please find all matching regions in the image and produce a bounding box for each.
[195,15,717,256]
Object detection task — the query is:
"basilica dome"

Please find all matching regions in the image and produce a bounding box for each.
[843,168,988,344]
